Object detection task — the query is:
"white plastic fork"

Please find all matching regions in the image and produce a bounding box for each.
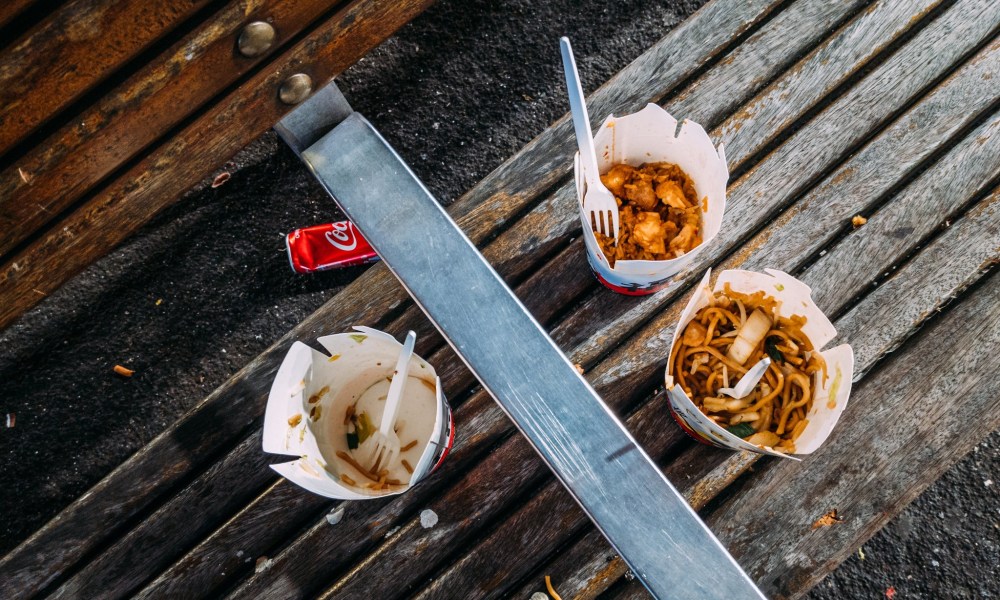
[356,330,416,474]
[560,37,619,244]
[717,357,771,400]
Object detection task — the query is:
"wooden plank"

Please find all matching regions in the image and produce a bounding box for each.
[410,106,1000,600]
[0,0,213,155]
[509,161,1000,600]
[0,0,781,334]
[0,0,436,332]
[0,1,784,594]
[0,0,348,259]
[48,431,275,600]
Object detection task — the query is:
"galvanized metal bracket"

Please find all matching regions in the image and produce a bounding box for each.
[276,81,765,600]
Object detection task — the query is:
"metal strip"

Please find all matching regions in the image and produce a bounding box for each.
[277,86,764,600]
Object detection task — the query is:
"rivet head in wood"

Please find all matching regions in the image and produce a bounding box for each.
[237,21,275,58]
[279,73,313,105]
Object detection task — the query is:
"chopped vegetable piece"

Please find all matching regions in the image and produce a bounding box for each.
[726,423,755,438]
[355,411,375,444]
[349,334,367,343]
[726,309,772,365]
[346,431,359,449]
[765,336,785,364]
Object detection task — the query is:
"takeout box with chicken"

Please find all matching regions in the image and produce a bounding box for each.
[665,269,854,459]
[262,327,453,499]
[574,103,728,295]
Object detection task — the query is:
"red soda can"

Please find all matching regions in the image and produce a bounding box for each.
[285,221,379,273]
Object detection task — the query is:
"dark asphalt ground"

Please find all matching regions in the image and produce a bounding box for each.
[2,1,998,598]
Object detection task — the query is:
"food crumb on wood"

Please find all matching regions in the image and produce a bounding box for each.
[155,298,163,306]
[545,575,563,600]
[885,586,896,599]
[326,505,346,525]
[18,167,31,183]
[530,593,549,600]
[574,363,584,375]
[858,546,865,560]
[812,508,843,529]
[851,215,867,228]
[985,479,994,487]
[385,525,401,538]
[236,550,243,558]
[211,172,231,188]
[5,413,14,428]
[419,509,438,529]
[113,365,134,377]
[254,556,273,573]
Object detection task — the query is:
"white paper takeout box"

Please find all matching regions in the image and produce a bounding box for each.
[574,103,728,295]
[664,269,854,459]
[263,326,453,499]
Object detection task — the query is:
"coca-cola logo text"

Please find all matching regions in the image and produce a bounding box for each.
[325,221,358,251]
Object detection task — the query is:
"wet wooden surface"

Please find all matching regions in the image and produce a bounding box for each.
[1,0,999,598]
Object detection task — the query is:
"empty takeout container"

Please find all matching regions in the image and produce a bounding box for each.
[664,269,854,459]
[263,326,453,499]
[574,103,728,295]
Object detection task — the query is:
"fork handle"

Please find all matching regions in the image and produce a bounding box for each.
[380,330,416,435]
[560,37,601,187]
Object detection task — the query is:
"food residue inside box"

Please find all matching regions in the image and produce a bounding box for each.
[595,162,703,266]
[670,284,828,453]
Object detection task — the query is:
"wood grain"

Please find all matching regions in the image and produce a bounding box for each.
[0,0,347,258]
[0,1,784,593]
[0,0,211,155]
[0,0,436,332]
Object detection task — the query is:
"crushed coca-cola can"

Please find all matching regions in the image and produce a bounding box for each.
[285,221,380,273]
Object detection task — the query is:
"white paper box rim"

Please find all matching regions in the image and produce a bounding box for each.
[574,103,729,288]
[262,327,449,499]
[664,269,854,458]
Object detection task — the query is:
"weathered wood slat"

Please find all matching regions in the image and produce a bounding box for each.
[48,431,275,600]
[410,91,1000,600]
[223,3,986,596]
[510,145,1000,600]
[0,0,782,334]
[0,0,436,332]
[0,0,349,259]
[0,1,784,594]
[0,0,212,155]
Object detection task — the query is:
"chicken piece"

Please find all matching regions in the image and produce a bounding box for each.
[624,178,658,210]
[655,180,689,209]
[682,320,708,346]
[600,164,635,198]
[669,224,698,256]
[632,212,673,254]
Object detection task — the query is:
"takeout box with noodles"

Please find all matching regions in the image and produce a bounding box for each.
[664,269,854,459]
[574,103,728,295]
[263,327,453,499]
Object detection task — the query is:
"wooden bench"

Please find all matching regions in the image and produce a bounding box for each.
[2,0,999,598]
[0,0,434,330]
